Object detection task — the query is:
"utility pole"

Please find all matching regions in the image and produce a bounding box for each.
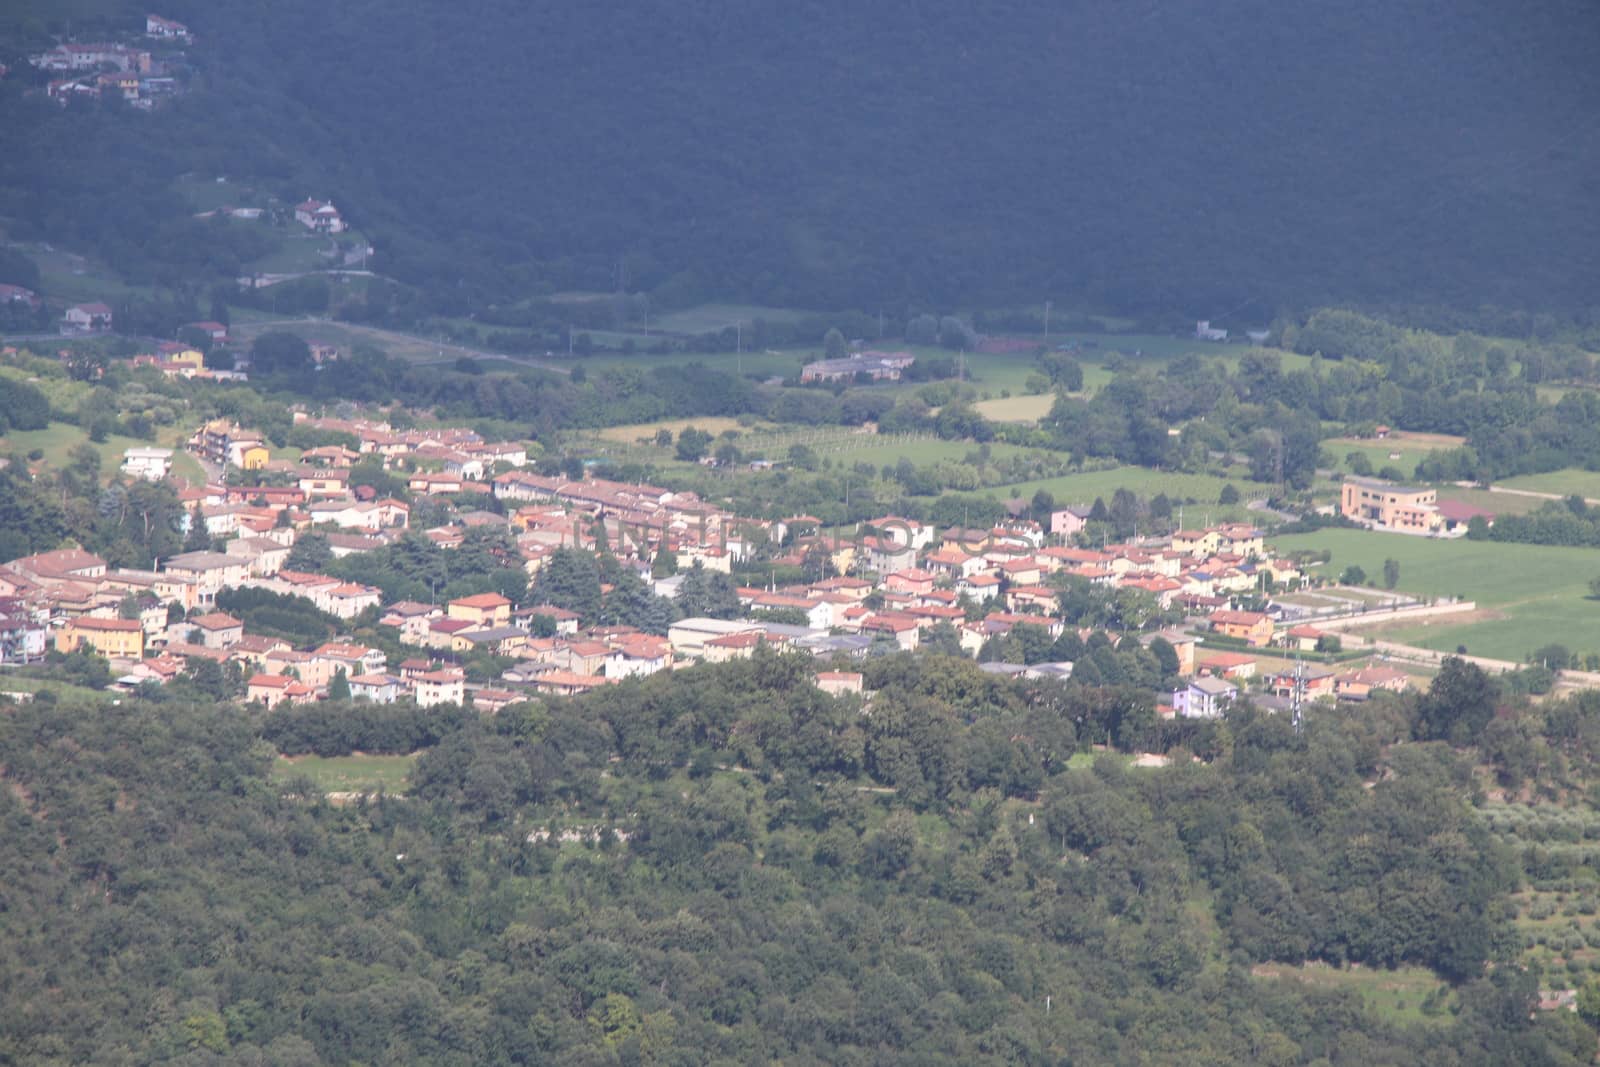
[1291,655,1307,734]
[1043,300,1052,344]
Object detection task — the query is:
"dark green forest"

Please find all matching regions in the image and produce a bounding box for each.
[3,652,1600,1064]
[2,1,1597,319]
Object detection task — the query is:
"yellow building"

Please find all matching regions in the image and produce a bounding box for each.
[238,444,270,471]
[446,593,513,627]
[58,617,145,658]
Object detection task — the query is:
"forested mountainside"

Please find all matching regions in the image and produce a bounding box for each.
[2,0,1598,318]
[2,654,1595,1065]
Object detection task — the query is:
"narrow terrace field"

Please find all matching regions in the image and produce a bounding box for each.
[271,753,418,794]
[1271,528,1600,660]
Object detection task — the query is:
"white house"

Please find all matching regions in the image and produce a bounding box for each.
[414,668,465,707]
[1195,320,1228,342]
[1173,676,1237,719]
[146,14,191,38]
[294,199,347,234]
[349,673,400,703]
[121,446,173,482]
[62,302,113,334]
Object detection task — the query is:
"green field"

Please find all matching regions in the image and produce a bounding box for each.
[1436,486,1548,517]
[1496,469,1600,501]
[245,234,352,275]
[972,393,1056,422]
[0,678,116,704]
[270,753,418,794]
[1329,442,1452,479]
[1,421,180,482]
[173,174,265,213]
[1272,528,1600,660]
[1000,466,1254,512]
[31,246,159,305]
[1251,964,1452,1026]
[816,437,1036,469]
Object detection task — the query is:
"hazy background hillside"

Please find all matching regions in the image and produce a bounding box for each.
[3,0,1598,319]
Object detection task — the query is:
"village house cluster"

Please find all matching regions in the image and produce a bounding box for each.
[0,401,1410,716]
[29,16,192,109]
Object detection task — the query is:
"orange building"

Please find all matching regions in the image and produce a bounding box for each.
[1339,477,1440,533]
[1208,609,1274,647]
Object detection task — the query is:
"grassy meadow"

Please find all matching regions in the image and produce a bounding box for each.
[1496,469,1600,501]
[271,753,418,794]
[0,421,198,484]
[1271,528,1600,661]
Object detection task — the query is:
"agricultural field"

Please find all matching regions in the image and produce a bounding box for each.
[0,678,117,705]
[1434,486,1548,517]
[595,416,757,444]
[270,753,418,794]
[998,466,1253,513]
[972,393,1056,422]
[1480,802,1600,987]
[812,436,1036,470]
[1250,963,1454,1026]
[1271,528,1600,661]
[1496,469,1600,502]
[1325,431,1465,478]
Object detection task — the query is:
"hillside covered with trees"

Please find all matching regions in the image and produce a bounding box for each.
[1,1,1597,321]
[2,652,1597,1064]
